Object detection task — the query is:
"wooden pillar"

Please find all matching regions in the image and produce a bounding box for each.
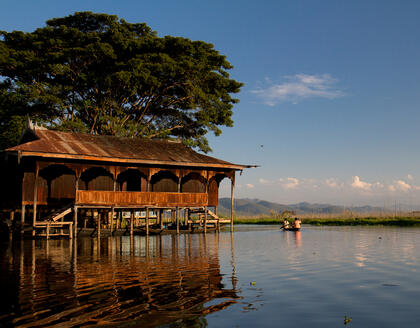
[46,222,50,240]
[204,206,208,233]
[115,211,120,230]
[69,222,73,239]
[32,162,39,237]
[187,208,191,231]
[230,175,235,232]
[73,206,78,238]
[176,207,179,234]
[10,211,15,229]
[83,210,87,229]
[110,207,114,235]
[130,211,134,236]
[97,212,101,237]
[144,207,149,235]
[159,209,164,229]
[21,204,25,235]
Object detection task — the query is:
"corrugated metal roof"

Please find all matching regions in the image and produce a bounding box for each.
[7,129,249,170]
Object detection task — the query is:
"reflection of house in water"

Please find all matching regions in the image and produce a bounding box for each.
[1,122,252,237]
[0,234,238,327]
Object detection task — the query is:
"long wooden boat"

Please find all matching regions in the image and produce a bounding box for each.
[281,227,300,231]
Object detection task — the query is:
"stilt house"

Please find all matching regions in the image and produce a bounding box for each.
[0,123,251,237]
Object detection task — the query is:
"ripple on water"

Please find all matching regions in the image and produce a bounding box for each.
[1,227,420,327]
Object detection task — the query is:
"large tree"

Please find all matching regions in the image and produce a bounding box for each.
[0,12,242,152]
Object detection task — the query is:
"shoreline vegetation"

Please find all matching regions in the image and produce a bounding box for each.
[233,215,420,227]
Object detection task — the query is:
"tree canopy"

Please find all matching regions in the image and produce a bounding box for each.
[0,12,242,152]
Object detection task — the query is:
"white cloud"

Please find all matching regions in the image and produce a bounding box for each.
[351,176,372,191]
[390,180,411,192]
[246,183,255,189]
[374,182,384,188]
[259,178,272,185]
[282,177,299,189]
[325,178,343,188]
[407,174,413,180]
[252,73,345,105]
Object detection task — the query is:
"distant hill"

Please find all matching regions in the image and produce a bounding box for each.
[217,198,385,217]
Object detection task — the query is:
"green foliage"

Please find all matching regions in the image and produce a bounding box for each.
[0,12,243,152]
[0,83,30,149]
[234,218,284,225]
[234,216,420,226]
[302,217,420,226]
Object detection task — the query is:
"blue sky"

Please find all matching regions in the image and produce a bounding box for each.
[2,1,420,206]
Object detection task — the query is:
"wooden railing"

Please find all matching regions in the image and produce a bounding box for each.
[75,190,208,207]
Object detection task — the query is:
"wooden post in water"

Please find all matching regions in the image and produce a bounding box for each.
[230,175,235,232]
[21,205,25,235]
[32,162,39,237]
[130,211,134,236]
[159,209,164,229]
[146,207,150,236]
[187,208,191,231]
[176,207,179,234]
[97,212,101,238]
[10,211,14,232]
[204,206,208,233]
[46,222,50,240]
[73,206,78,238]
[110,208,114,235]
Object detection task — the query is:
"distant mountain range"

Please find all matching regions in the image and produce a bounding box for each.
[217,198,386,217]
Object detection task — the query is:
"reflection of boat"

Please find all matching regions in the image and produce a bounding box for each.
[282,227,300,231]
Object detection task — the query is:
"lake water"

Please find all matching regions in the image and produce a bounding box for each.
[1,225,420,327]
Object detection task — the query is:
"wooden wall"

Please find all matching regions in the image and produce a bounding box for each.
[12,158,234,208]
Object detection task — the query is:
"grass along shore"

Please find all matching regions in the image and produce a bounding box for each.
[233,216,420,226]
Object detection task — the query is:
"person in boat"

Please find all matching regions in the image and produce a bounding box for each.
[282,219,290,229]
[293,217,301,229]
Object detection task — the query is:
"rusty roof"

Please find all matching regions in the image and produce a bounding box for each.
[6,129,250,170]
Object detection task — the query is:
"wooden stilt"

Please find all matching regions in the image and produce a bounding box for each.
[97,212,101,237]
[69,222,73,239]
[204,206,208,233]
[176,207,179,234]
[21,204,25,235]
[159,209,164,229]
[32,162,39,237]
[187,208,191,231]
[130,211,134,236]
[230,176,235,232]
[73,206,78,238]
[46,222,50,240]
[146,207,149,235]
[110,207,114,235]
[10,211,15,230]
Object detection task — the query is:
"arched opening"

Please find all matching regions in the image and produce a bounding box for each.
[150,170,178,192]
[117,169,147,191]
[208,174,230,207]
[39,164,76,202]
[80,167,114,191]
[181,173,206,193]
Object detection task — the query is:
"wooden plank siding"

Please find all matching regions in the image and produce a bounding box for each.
[75,190,208,207]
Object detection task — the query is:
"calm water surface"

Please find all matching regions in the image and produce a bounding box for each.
[1,225,420,327]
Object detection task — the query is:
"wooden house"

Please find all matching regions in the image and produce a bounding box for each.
[0,123,251,237]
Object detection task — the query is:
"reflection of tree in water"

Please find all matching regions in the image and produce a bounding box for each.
[0,233,238,327]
